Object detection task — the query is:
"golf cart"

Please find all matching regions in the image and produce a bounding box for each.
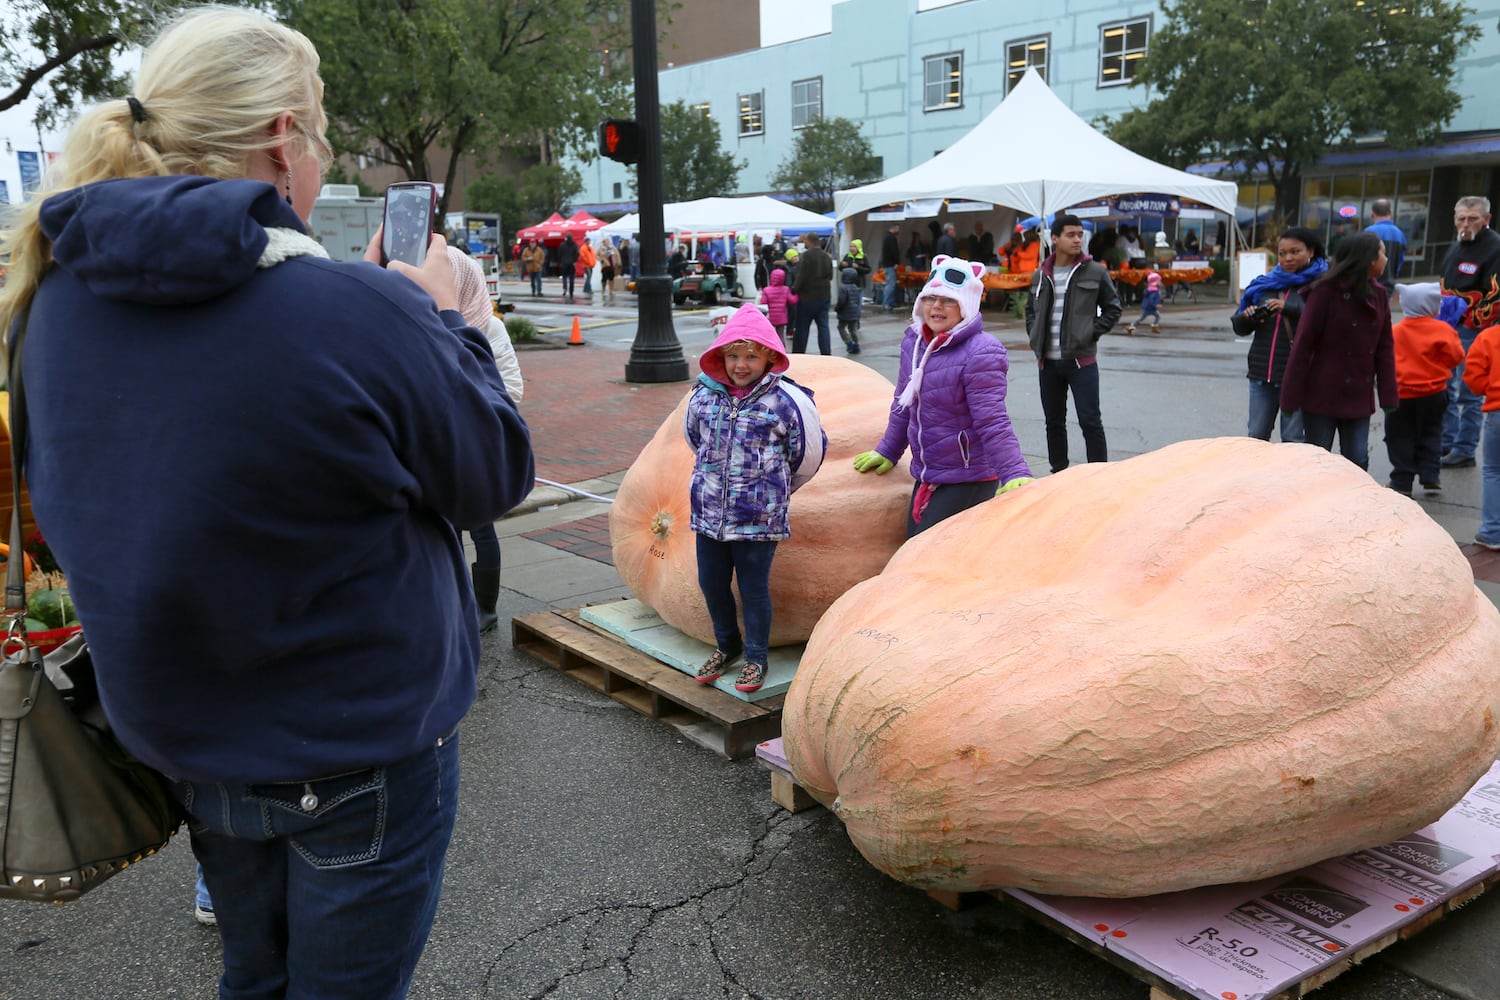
[672,260,741,306]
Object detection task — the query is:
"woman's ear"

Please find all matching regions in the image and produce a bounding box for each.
[267,110,297,172]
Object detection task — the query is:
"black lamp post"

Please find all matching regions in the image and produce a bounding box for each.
[623,0,688,384]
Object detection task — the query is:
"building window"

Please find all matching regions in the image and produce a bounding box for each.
[923,52,963,111]
[738,91,764,137]
[691,102,712,119]
[1006,36,1049,92]
[1099,18,1150,87]
[613,182,622,199]
[792,77,823,129]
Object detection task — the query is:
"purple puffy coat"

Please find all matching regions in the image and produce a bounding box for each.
[875,313,1032,484]
[684,372,825,541]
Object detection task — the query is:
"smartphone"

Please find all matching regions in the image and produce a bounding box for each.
[381,181,438,266]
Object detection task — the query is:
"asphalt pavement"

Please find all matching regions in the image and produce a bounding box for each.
[1,275,1497,1000]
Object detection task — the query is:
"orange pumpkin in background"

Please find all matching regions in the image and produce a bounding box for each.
[783,437,1500,898]
[609,355,911,647]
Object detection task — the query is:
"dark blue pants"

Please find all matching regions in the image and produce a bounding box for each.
[174,734,460,999]
[695,534,778,664]
[1304,412,1371,469]
[792,298,832,355]
[907,479,996,537]
[1385,390,1447,490]
[1038,358,1107,473]
[466,521,500,569]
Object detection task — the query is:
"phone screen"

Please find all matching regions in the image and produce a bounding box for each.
[382,184,435,266]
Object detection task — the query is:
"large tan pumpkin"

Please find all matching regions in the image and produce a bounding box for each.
[610,355,910,647]
[783,437,1500,898]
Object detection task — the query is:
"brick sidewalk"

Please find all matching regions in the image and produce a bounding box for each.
[515,342,689,483]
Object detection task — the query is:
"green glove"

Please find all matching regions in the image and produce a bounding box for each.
[996,476,1034,496]
[852,450,894,474]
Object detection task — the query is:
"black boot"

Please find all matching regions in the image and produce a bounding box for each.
[471,563,501,635]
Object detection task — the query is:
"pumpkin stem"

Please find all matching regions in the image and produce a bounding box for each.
[650,511,672,540]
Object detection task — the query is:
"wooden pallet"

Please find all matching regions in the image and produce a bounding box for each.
[752,737,1497,1000]
[511,608,784,759]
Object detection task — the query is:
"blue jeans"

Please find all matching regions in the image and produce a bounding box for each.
[561,272,575,298]
[582,268,593,295]
[792,298,832,355]
[1443,325,1482,459]
[1038,358,1107,472]
[882,271,901,309]
[174,734,460,1000]
[528,271,542,296]
[1247,381,1305,442]
[695,535,777,665]
[195,864,213,912]
[1303,412,1371,469]
[1479,411,1500,545]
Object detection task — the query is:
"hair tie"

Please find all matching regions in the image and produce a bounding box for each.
[126,97,148,124]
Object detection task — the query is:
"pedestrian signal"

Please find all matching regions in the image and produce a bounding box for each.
[598,119,640,165]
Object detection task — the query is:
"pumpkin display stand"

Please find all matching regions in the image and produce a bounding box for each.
[756,735,1500,1000]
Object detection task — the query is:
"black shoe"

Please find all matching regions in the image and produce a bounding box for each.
[1386,481,1413,497]
[1421,480,1441,493]
[1440,452,1477,467]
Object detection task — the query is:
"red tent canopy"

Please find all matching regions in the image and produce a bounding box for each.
[518,212,568,245]
[559,210,606,238]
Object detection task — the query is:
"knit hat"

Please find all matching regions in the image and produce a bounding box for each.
[911,254,986,328]
[1154,231,1170,248]
[1146,271,1162,291]
[784,247,800,261]
[1397,282,1440,319]
[849,238,864,254]
[448,246,493,330]
[698,304,790,383]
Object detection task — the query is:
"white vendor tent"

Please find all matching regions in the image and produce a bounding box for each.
[833,69,1238,224]
[599,195,833,237]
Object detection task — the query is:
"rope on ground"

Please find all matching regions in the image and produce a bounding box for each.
[534,477,615,503]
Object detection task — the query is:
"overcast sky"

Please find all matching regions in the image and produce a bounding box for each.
[0,0,966,202]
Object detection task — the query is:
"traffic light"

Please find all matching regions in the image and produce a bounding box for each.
[598,119,640,165]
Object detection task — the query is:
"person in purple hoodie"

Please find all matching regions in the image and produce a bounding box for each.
[853,255,1034,536]
[685,305,826,693]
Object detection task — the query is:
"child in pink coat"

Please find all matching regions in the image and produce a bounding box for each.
[757,267,798,344]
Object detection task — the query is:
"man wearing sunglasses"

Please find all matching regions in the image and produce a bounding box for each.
[1026,214,1123,473]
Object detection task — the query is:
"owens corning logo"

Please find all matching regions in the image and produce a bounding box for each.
[1472,782,1500,805]
[1234,902,1349,953]
[1370,833,1471,876]
[1263,878,1367,927]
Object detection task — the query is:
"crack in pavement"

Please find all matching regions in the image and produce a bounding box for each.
[481,807,826,998]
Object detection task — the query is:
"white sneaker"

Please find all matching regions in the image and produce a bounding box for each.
[194,902,217,926]
[1475,538,1500,552]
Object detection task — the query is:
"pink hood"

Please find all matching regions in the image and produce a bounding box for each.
[769,269,788,286]
[699,304,790,383]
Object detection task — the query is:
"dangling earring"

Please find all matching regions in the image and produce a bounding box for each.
[284,171,294,206]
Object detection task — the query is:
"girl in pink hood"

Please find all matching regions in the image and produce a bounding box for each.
[757,266,799,345]
[683,305,825,692]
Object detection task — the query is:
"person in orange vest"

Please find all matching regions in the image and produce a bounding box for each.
[579,236,597,298]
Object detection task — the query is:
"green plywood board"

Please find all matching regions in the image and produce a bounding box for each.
[580,599,800,702]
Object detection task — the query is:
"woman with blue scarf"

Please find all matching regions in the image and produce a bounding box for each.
[1231,227,1328,441]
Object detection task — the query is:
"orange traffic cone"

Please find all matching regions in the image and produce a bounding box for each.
[568,316,585,347]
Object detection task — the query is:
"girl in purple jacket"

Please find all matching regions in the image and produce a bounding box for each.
[853,255,1034,535]
[685,305,825,692]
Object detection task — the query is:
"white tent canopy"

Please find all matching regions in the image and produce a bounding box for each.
[599,195,833,236]
[833,70,1238,223]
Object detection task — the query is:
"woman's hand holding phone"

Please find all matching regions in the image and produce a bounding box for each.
[366,229,458,313]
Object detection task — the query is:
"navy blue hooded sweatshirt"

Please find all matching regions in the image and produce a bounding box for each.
[23,176,534,782]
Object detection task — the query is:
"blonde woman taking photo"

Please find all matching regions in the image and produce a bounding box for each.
[0,6,534,997]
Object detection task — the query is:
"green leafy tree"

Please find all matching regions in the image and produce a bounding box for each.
[630,100,742,202]
[769,116,881,213]
[277,0,630,217]
[463,164,581,245]
[1,0,159,127]
[321,161,376,196]
[1105,0,1480,218]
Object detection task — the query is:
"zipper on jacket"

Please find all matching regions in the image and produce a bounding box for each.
[1266,312,1281,383]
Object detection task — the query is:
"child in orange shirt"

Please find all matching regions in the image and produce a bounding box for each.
[1462,317,1500,549]
[1386,283,1465,496]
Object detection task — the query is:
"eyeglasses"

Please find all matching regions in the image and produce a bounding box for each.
[300,126,334,169]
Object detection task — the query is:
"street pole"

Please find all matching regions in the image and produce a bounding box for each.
[624,0,688,384]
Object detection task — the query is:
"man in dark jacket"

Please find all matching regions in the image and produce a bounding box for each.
[1026,214,1123,473]
[792,232,834,354]
[557,234,580,302]
[879,223,903,310]
[1439,195,1500,466]
[935,221,960,258]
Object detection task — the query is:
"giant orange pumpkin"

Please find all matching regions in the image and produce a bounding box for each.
[783,437,1500,898]
[609,355,911,647]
